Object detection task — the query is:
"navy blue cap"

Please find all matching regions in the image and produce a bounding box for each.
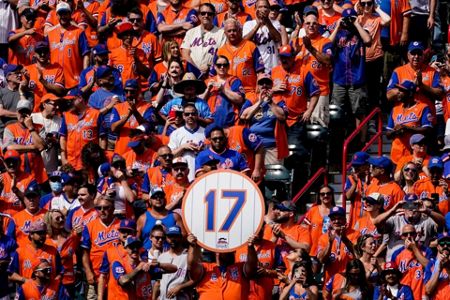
[4,64,23,77]
[127,136,143,148]
[35,41,49,51]
[150,186,165,197]
[124,236,142,248]
[351,152,370,166]
[66,88,83,98]
[61,172,74,185]
[98,162,111,177]
[166,225,182,236]
[329,206,346,217]
[404,193,419,202]
[125,79,139,90]
[368,156,392,171]
[408,41,425,53]
[409,134,425,146]
[395,80,416,92]
[342,8,357,18]
[429,156,444,169]
[96,66,113,78]
[438,232,450,241]
[119,219,137,231]
[49,171,63,181]
[25,182,40,197]
[195,153,219,171]
[275,200,296,212]
[92,44,109,56]
[303,5,318,16]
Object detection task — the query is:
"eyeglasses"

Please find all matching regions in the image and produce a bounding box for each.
[438,241,450,246]
[200,11,214,16]
[183,112,198,116]
[410,51,423,56]
[160,153,173,159]
[151,194,165,199]
[320,192,332,196]
[360,1,373,6]
[211,136,225,142]
[36,50,49,55]
[35,267,52,274]
[401,231,417,237]
[152,235,165,240]
[305,22,319,26]
[215,63,229,68]
[174,167,187,172]
[128,18,142,23]
[95,205,112,211]
[404,168,417,172]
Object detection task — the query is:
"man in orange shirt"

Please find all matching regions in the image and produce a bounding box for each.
[366,156,405,210]
[317,206,358,287]
[187,233,258,300]
[25,41,66,112]
[45,2,91,89]
[157,0,198,45]
[164,157,191,212]
[141,146,175,200]
[109,22,151,88]
[215,0,252,27]
[215,18,265,101]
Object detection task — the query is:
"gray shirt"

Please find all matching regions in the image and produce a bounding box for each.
[0,87,33,136]
[383,214,437,260]
[158,249,191,300]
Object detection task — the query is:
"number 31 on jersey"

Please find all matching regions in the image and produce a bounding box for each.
[182,170,265,252]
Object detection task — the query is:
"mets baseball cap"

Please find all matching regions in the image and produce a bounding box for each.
[275,201,296,212]
[408,41,425,53]
[150,186,165,198]
[303,5,318,16]
[125,79,139,90]
[166,225,182,236]
[97,162,111,177]
[351,152,370,166]
[429,156,444,169]
[4,149,20,160]
[328,206,346,218]
[381,261,401,276]
[92,44,110,56]
[257,73,273,84]
[278,45,294,57]
[342,8,357,18]
[172,157,188,167]
[35,41,49,51]
[119,219,137,231]
[403,193,419,210]
[96,66,114,78]
[394,80,416,92]
[56,2,72,13]
[66,87,83,98]
[49,171,63,181]
[29,220,47,233]
[409,134,426,146]
[124,236,142,248]
[4,64,23,77]
[25,182,40,197]
[368,156,392,171]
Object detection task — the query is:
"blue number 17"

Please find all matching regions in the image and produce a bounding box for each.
[205,190,246,232]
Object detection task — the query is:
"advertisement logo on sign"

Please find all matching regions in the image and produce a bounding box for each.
[216,237,229,249]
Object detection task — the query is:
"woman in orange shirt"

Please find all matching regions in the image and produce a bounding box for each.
[397,161,420,194]
[353,192,383,237]
[303,185,336,256]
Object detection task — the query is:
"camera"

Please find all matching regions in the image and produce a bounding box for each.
[343,16,356,27]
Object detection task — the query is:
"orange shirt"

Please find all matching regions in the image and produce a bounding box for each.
[216,40,264,96]
[46,24,90,89]
[15,243,59,280]
[26,63,65,112]
[303,205,327,256]
[292,35,333,95]
[344,175,370,228]
[358,14,383,61]
[366,180,405,211]
[20,279,59,299]
[317,8,341,33]
[0,171,35,215]
[197,262,249,300]
[13,209,47,248]
[61,108,104,170]
[241,0,257,19]
[8,28,44,66]
[272,60,320,127]
[413,178,450,215]
[387,0,411,46]
[109,45,150,88]
[144,166,175,190]
[81,218,120,278]
[235,239,276,300]
[442,74,450,122]
[164,181,189,207]
[215,11,252,28]
[46,233,79,285]
[316,229,359,285]
[227,125,259,171]
[353,214,379,236]
[387,102,433,164]
[133,31,162,84]
[157,5,198,45]
[202,0,228,14]
[4,122,48,184]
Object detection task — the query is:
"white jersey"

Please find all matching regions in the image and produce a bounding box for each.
[158,250,190,300]
[242,20,282,73]
[181,25,226,70]
[168,126,206,181]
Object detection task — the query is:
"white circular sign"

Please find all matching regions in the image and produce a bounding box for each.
[182,170,265,252]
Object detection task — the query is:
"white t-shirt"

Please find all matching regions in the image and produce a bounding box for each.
[242,20,282,73]
[181,25,226,70]
[168,126,205,181]
[31,112,62,173]
[158,250,190,300]
[47,194,80,212]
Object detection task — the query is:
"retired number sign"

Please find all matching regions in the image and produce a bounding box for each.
[182,170,265,252]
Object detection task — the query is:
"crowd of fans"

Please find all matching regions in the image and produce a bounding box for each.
[0,0,449,299]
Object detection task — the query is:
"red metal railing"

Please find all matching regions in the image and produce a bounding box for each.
[292,167,328,203]
[341,108,383,209]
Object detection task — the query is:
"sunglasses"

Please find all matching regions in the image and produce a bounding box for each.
[410,51,423,56]
[95,205,112,211]
[160,154,173,159]
[438,241,450,245]
[320,192,332,196]
[33,230,47,235]
[215,63,229,68]
[36,50,49,55]
[128,18,142,23]
[200,11,214,16]
[174,167,187,172]
[125,89,137,94]
[404,168,417,172]
[119,229,134,234]
[401,231,417,237]
[183,112,198,116]
[360,1,373,6]
[35,267,52,274]
[152,235,165,240]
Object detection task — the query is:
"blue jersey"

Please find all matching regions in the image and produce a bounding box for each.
[242,100,288,148]
[211,77,246,128]
[332,29,366,86]
[0,235,16,297]
[88,88,124,131]
[141,211,177,250]
[373,284,413,300]
[79,65,124,95]
[160,97,212,120]
[195,148,249,172]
